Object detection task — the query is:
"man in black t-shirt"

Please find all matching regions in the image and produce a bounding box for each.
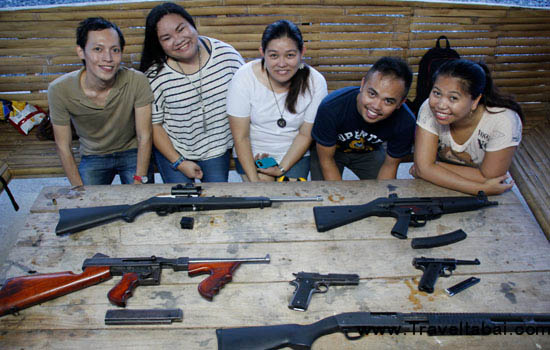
[311,57,415,180]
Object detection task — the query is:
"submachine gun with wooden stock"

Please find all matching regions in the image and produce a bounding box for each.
[0,252,270,317]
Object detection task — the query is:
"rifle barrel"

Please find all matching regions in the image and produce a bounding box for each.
[270,196,323,202]
[189,254,271,264]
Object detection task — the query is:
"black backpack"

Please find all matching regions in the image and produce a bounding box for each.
[409,36,460,116]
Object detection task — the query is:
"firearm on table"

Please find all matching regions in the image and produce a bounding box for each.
[412,257,480,293]
[313,191,497,239]
[55,183,323,235]
[288,272,359,311]
[216,311,550,350]
[0,253,270,317]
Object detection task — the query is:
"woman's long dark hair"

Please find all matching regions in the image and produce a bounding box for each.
[434,59,524,121]
[261,20,310,114]
[139,2,197,76]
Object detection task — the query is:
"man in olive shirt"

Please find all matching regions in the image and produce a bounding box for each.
[48,17,153,186]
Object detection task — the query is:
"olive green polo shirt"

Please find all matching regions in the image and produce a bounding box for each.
[48,67,154,156]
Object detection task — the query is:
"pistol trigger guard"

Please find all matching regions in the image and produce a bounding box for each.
[441,267,453,277]
[315,283,329,294]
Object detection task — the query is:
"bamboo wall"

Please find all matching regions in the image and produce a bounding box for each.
[0,0,549,131]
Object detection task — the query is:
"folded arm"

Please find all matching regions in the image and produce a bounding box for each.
[413,126,514,195]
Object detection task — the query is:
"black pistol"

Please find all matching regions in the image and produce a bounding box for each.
[412,257,480,293]
[288,272,359,311]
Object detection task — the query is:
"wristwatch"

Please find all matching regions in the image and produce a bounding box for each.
[133,175,148,184]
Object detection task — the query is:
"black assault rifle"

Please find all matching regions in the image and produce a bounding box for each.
[216,312,550,350]
[56,184,322,235]
[313,191,497,239]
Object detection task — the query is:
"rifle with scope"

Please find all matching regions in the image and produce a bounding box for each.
[55,184,322,235]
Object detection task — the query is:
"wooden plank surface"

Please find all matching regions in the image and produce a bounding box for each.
[1,180,549,349]
[0,160,11,193]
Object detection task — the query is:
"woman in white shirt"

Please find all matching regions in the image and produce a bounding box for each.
[413,59,523,195]
[227,19,328,181]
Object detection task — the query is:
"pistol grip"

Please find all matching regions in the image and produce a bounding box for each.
[108,272,140,307]
[288,281,320,311]
[188,262,241,301]
[391,212,411,239]
[418,263,442,294]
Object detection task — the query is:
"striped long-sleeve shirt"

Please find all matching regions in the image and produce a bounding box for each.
[147,37,244,160]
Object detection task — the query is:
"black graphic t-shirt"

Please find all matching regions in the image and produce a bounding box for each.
[312,87,415,158]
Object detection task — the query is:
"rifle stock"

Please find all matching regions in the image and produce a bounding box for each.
[217,316,338,350]
[0,266,112,316]
[313,201,385,232]
[56,205,130,235]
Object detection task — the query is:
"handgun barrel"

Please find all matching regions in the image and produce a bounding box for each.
[413,257,480,266]
[456,258,480,265]
[318,273,359,284]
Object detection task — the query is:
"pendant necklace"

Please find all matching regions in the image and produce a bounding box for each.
[175,44,207,131]
[267,72,287,128]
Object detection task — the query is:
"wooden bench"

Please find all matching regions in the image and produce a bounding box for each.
[0,1,549,236]
[509,122,550,239]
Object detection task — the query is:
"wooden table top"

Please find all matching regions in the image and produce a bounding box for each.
[1,179,549,349]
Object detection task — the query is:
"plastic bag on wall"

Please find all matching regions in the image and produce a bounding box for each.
[8,102,47,135]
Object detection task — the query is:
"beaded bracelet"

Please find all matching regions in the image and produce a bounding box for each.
[170,155,185,171]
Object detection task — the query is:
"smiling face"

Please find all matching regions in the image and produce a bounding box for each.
[77,28,122,84]
[356,71,406,124]
[261,36,303,89]
[156,13,199,64]
[428,75,482,126]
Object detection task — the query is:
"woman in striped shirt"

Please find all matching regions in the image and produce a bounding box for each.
[140,2,244,183]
